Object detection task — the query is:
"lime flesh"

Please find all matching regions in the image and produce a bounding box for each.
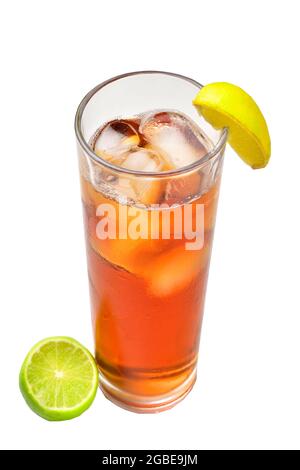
[19,337,98,421]
[193,82,271,168]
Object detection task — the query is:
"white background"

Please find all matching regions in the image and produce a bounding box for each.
[1,0,299,451]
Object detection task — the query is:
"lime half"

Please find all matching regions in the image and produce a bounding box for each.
[193,82,271,168]
[19,337,98,421]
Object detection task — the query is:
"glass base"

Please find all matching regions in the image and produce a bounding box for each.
[98,367,197,413]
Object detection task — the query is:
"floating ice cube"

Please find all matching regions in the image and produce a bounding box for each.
[144,245,207,297]
[93,120,140,160]
[121,148,164,172]
[140,111,208,169]
[117,148,165,204]
[164,172,202,204]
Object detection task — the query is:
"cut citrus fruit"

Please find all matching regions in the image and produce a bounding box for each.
[19,337,98,421]
[193,82,271,168]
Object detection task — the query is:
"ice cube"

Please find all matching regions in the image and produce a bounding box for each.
[121,148,163,172]
[117,147,166,204]
[140,111,208,169]
[164,172,201,204]
[93,120,140,160]
[143,244,209,297]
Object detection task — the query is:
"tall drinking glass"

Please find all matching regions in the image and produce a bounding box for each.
[75,71,227,412]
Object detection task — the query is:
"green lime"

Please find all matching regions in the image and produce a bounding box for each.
[193,82,271,168]
[19,337,98,421]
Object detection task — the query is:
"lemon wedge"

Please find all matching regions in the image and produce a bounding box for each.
[193,82,271,168]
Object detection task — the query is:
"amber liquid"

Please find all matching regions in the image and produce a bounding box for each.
[81,167,220,411]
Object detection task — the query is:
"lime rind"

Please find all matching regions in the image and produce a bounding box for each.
[19,337,98,421]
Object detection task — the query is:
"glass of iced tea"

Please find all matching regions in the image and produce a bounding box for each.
[75,71,227,412]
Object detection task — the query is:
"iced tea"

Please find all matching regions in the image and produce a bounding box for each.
[79,109,223,411]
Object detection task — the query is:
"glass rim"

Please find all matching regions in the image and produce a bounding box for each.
[74,70,228,178]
